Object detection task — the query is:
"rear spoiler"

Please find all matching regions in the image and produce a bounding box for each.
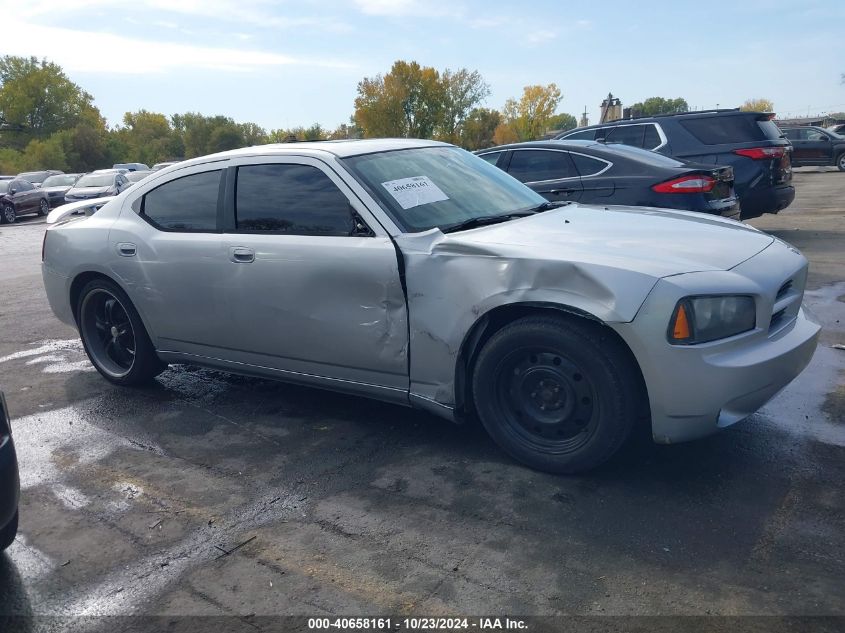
[46,197,114,225]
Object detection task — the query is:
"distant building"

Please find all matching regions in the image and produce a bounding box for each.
[775,115,845,127]
[599,93,622,123]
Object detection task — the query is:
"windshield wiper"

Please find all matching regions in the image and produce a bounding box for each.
[531,200,572,213]
[441,213,533,234]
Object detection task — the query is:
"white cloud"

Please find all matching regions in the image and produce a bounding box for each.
[525,29,558,45]
[2,19,354,74]
[352,0,460,18]
[4,0,348,31]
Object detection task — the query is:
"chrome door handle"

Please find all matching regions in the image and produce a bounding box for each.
[117,242,136,257]
[229,246,255,263]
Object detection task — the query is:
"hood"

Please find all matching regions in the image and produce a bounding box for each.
[66,186,111,198]
[397,204,774,279]
[43,186,71,195]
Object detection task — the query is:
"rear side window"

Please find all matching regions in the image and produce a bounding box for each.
[679,115,781,145]
[642,125,661,149]
[570,154,609,177]
[143,170,221,231]
[235,164,354,235]
[507,150,579,182]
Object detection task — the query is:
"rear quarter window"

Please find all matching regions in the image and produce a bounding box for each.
[679,115,782,145]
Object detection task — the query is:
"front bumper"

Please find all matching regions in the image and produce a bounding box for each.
[611,241,820,443]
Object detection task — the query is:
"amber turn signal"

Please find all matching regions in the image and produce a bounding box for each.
[671,302,691,341]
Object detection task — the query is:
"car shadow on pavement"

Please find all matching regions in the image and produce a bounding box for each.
[0,552,34,622]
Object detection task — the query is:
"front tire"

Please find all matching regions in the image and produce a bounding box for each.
[38,198,49,215]
[472,315,641,473]
[0,511,17,551]
[76,278,166,386]
[837,152,845,172]
[1,204,15,224]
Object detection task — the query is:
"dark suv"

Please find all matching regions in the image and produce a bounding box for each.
[780,126,845,171]
[556,110,794,219]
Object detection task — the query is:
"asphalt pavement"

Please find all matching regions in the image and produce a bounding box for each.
[0,170,842,626]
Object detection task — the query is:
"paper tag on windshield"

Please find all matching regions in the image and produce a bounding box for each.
[381,176,449,210]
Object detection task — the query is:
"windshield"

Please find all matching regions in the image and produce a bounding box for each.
[18,171,49,183]
[75,173,116,188]
[0,181,9,194]
[42,174,78,187]
[343,146,546,232]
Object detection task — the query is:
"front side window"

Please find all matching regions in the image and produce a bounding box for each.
[561,129,596,141]
[605,124,647,148]
[507,150,579,182]
[16,180,34,192]
[343,146,545,233]
[477,151,504,165]
[142,170,221,231]
[235,164,355,235]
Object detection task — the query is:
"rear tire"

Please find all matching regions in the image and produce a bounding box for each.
[1,204,15,224]
[38,198,49,215]
[0,511,18,551]
[471,315,641,473]
[76,278,166,386]
[837,153,845,172]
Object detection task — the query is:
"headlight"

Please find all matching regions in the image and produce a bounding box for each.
[668,295,756,345]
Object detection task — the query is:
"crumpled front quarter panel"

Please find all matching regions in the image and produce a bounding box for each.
[396,229,659,409]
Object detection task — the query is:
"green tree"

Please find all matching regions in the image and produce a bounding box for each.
[546,112,577,134]
[459,108,501,150]
[354,60,444,138]
[0,148,23,173]
[502,84,563,141]
[239,122,268,146]
[740,98,774,113]
[629,97,689,117]
[120,110,176,165]
[438,68,490,143]
[20,136,68,170]
[208,120,245,153]
[0,56,97,149]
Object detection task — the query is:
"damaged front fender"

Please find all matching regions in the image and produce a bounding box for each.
[396,228,659,414]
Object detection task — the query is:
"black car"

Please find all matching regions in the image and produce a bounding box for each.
[555,110,793,220]
[0,178,51,223]
[780,126,845,171]
[40,173,82,208]
[16,170,63,187]
[0,392,19,551]
[478,140,739,219]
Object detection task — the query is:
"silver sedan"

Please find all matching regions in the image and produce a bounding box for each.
[42,139,820,473]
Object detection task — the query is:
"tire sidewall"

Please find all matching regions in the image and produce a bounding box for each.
[837,153,845,172]
[472,317,637,473]
[2,204,15,224]
[76,278,163,385]
[39,198,49,215]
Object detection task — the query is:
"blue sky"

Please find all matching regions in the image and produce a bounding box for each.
[4,0,844,131]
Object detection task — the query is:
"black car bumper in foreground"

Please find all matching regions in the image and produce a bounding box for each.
[740,185,795,220]
[0,392,19,551]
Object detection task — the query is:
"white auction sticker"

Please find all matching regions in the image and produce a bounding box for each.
[381,176,449,210]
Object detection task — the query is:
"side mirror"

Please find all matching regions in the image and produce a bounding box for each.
[8,187,16,195]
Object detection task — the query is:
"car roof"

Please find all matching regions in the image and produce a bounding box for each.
[562,109,769,133]
[178,138,449,168]
[478,139,613,154]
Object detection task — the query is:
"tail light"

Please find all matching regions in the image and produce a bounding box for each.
[733,147,786,160]
[652,174,716,194]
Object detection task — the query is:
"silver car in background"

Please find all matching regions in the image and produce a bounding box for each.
[41,140,820,472]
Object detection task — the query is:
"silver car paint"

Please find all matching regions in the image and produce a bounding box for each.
[42,140,820,443]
